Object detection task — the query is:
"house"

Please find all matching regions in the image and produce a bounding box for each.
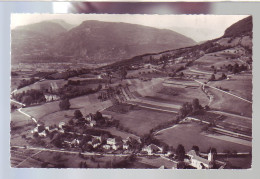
[59,122,65,129]
[107,138,116,145]
[91,138,101,148]
[187,150,214,169]
[123,144,129,150]
[103,144,111,150]
[86,113,94,122]
[142,144,163,155]
[89,120,96,127]
[71,139,80,146]
[38,130,47,137]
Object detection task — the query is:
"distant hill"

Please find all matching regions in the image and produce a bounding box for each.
[11,21,69,64]
[15,21,67,37]
[11,20,196,64]
[52,20,196,63]
[223,16,252,37]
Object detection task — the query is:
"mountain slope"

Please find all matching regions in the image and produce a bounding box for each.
[223,16,252,37]
[105,16,252,71]
[53,20,196,63]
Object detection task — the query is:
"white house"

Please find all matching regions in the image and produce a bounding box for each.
[59,122,65,129]
[107,138,116,145]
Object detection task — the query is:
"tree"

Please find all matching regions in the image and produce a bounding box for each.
[220,73,227,80]
[176,144,185,161]
[192,98,200,112]
[22,95,33,105]
[192,145,200,153]
[120,68,127,80]
[179,72,184,78]
[232,63,239,74]
[59,99,70,110]
[74,110,83,119]
[95,111,103,120]
[209,74,215,81]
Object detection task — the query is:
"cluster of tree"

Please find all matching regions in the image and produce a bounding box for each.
[225,63,247,74]
[179,98,203,118]
[17,77,39,89]
[46,68,91,80]
[209,73,227,82]
[201,42,232,54]
[98,86,121,102]
[13,89,46,105]
[58,84,101,99]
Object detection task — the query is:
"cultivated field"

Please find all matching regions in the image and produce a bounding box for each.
[155,121,251,153]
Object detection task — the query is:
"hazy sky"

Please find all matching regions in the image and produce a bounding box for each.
[11,14,248,42]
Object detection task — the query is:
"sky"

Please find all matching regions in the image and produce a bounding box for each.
[11,14,248,42]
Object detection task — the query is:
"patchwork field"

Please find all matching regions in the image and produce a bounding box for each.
[103,108,177,136]
[155,121,251,153]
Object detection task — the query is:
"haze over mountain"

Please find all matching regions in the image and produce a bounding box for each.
[14,21,67,37]
[11,20,196,63]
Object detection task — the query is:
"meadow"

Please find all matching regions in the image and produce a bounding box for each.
[103,108,177,136]
[155,121,251,153]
